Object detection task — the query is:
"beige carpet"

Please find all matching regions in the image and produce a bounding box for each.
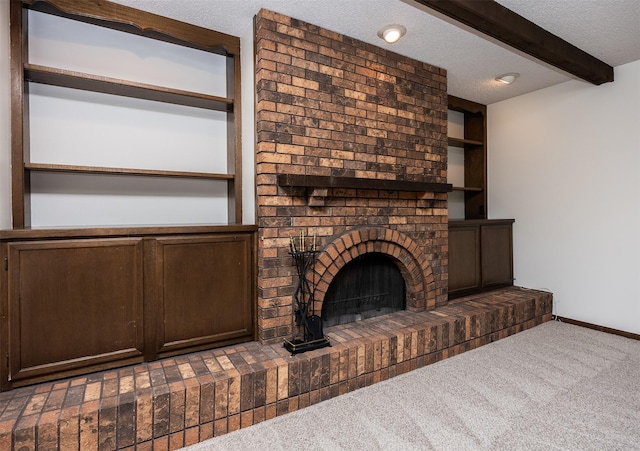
[183,321,640,450]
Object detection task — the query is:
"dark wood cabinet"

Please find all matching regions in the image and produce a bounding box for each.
[447,97,513,299]
[7,238,145,385]
[154,235,254,357]
[2,0,252,392]
[448,219,514,299]
[0,225,256,390]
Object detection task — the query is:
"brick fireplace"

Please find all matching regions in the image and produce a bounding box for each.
[0,9,556,450]
[255,9,450,344]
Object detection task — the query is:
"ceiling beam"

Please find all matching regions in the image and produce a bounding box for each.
[413,0,614,85]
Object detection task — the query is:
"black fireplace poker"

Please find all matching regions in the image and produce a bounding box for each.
[284,232,331,355]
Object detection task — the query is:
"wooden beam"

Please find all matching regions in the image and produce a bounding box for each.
[413,0,614,85]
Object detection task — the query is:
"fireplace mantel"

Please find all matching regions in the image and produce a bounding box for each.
[277,174,453,193]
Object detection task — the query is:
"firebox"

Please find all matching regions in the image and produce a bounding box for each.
[322,253,406,327]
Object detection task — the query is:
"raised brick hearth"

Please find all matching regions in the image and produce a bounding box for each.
[0,288,552,450]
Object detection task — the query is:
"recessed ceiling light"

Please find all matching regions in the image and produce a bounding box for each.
[377,25,407,44]
[495,73,520,85]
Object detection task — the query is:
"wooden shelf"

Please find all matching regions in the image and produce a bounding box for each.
[451,186,483,192]
[277,174,452,193]
[25,64,234,112]
[447,137,483,148]
[25,163,234,180]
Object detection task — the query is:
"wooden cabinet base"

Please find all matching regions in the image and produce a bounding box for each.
[448,219,514,299]
[0,225,256,390]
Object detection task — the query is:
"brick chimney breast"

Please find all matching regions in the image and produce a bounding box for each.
[255,9,449,344]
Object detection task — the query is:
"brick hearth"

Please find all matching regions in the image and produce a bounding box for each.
[0,288,552,450]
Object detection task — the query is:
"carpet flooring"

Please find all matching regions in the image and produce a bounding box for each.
[182,320,640,450]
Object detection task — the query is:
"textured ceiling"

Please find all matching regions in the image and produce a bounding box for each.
[111,0,640,105]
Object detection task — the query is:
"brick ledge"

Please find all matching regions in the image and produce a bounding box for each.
[0,286,553,450]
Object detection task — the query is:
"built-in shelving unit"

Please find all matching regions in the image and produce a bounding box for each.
[447,97,514,298]
[11,0,243,228]
[2,0,255,391]
[447,95,487,220]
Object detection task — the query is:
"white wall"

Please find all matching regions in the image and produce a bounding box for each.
[488,60,640,334]
[0,0,10,228]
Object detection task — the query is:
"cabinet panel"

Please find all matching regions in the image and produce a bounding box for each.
[481,224,514,287]
[0,225,257,390]
[8,238,144,385]
[448,227,481,295]
[156,235,254,356]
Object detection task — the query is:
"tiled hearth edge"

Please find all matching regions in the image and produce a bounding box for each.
[0,287,552,450]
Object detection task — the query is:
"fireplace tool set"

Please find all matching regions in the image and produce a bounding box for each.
[283,231,331,355]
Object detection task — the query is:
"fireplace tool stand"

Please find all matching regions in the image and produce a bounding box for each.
[284,248,331,355]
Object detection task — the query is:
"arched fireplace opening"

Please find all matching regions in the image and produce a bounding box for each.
[321,252,406,327]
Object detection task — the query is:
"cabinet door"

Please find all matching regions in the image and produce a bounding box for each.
[481,224,514,287]
[448,226,481,295]
[154,234,254,356]
[7,239,144,386]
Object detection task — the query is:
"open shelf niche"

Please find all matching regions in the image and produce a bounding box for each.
[11,0,243,228]
[447,95,487,220]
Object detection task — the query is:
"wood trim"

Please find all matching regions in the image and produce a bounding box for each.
[228,48,243,224]
[415,0,613,85]
[0,224,258,240]
[448,95,486,115]
[449,218,515,227]
[142,237,159,361]
[452,186,483,192]
[10,0,27,228]
[23,0,240,55]
[0,244,9,391]
[552,316,640,341]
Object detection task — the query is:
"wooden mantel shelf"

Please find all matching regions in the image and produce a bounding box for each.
[277,174,452,193]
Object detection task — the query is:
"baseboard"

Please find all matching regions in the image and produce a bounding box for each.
[552,315,640,341]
